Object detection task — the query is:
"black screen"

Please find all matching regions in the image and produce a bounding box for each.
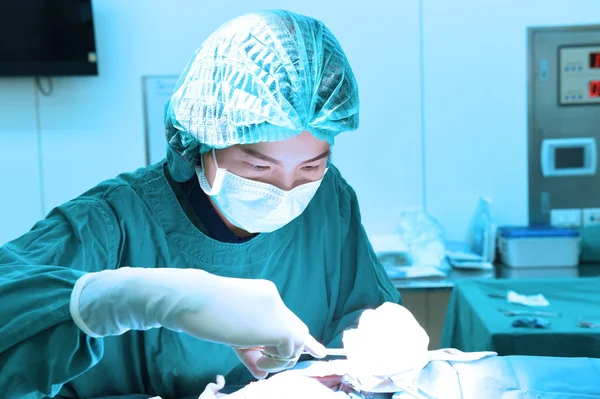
[0,0,97,76]
[555,147,585,169]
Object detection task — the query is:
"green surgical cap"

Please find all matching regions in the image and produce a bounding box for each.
[165,9,360,182]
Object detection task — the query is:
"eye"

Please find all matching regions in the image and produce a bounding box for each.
[302,165,320,172]
[247,163,270,172]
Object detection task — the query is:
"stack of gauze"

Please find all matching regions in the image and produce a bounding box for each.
[342,302,431,392]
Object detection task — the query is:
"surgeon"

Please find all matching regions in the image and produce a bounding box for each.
[0,9,401,399]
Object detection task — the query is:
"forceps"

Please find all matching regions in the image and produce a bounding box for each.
[498,308,561,317]
[237,347,346,361]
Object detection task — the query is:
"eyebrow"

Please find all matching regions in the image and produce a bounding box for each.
[241,148,331,165]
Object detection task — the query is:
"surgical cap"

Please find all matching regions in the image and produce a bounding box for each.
[165,9,360,182]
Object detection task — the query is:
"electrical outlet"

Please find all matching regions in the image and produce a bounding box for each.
[550,209,582,228]
[583,208,600,226]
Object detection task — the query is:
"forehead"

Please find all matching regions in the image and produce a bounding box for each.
[234,132,330,160]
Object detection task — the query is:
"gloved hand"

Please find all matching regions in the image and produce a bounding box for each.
[69,267,327,378]
[232,346,304,379]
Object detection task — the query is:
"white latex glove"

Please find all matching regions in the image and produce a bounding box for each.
[70,267,327,378]
[233,347,305,379]
[198,375,227,399]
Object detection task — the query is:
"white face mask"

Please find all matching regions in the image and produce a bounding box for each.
[196,150,327,233]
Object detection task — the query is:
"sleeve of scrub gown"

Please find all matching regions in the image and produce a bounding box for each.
[321,184,402,348]
[0,197,121,398]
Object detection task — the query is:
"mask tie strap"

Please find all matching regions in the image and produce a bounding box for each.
[212,148,220,169]
[199,149,225,195]
[210,149,226,193]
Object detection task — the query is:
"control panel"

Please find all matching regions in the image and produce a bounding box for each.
[559,46,600,105]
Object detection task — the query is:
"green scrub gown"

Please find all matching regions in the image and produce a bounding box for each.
[0,161,401,399]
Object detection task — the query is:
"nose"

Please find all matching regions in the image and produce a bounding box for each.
[272,171,308,191]
[276,173,297,191]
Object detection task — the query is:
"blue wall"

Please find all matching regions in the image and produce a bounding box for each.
[1,0,599,245]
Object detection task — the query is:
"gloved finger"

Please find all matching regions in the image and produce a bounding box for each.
[275,334,295,358]
[302,334,327,358]
[198,375,226,399]
[255,354,297,373]
[257,343,300,372]
[233,348,268,380]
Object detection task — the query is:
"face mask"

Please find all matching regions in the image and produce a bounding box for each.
[196,150,327,233]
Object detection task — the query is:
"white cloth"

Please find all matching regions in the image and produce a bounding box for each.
[340,303,495,393]
[197,302,497,397]
[199,372,347,399]
[507,290,550,307]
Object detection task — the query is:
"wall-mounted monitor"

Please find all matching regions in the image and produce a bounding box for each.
[0,0,98,77]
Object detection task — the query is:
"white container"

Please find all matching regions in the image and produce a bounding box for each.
[498,226,580,268]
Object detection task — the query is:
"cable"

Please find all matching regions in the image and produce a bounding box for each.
[33,78,48,217]
[34,76,54,96]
